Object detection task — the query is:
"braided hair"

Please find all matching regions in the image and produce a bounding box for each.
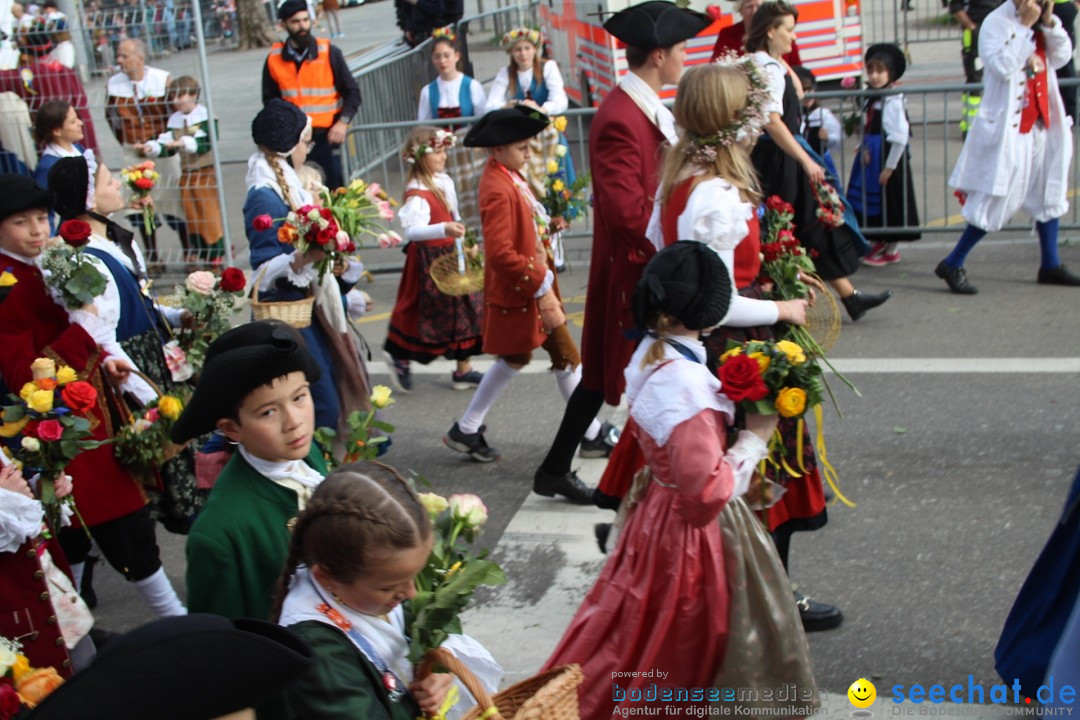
[270,461,432,622]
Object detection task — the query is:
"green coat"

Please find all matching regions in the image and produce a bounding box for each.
[283,621,422,720]
[185,446,327,621]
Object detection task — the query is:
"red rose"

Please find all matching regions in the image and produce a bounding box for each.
[344,241,356,253]
[58,219,92,248]
[717,354,768,403]
[134,177,154,191]
[60,381,98,414]
[315,227,335,246]
[765,195,786,211]
[320,208,333,221]
[252,214,274,231]
[219,267,246,292]
[35,419,63,442]
[22,420,39,438]
[778,229,795,244]
[0,684,21,719]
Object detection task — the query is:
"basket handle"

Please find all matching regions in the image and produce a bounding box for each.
[251,264,269,298]
[416,646,503,720]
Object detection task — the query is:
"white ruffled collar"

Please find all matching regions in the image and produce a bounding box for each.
[245,153,314,209]
[237,445,324,491]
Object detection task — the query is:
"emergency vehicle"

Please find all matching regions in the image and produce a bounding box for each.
[540,0,864,106]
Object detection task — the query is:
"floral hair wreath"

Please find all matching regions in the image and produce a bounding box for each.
[403,129,457,165]
[684,52,771,166]
[500,27,542,51]
[432,25,457,43]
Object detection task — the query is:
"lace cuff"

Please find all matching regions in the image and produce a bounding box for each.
[0,487,44,554]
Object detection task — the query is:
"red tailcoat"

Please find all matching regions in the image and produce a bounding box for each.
[710,22,801,65]
[477,157,557,357]
[0,257,148,526]
[0,537,76,678]
[580,87,664,405]
[0,61,100,156]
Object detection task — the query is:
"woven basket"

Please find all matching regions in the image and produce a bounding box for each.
[417,647,582,720]
[805,277,842,352]
[113,369,189,471]
[430,250,484,297]
[251,265,315,329]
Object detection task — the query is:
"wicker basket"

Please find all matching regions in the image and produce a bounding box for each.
[430,250,484,297]
[805,276,842,352]
[112,369,189,480]
[417,647,583,720]
[251,265,315,329]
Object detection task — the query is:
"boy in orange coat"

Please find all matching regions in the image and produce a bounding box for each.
[442,107,592,503]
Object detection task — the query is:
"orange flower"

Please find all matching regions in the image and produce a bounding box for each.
[277,225,298,244]
[15,666,64,706]
[35,378,57,391]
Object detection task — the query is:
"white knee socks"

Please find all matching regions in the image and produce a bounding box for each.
[458,359,519,434]
[132,566,187,617]
[554,365,602,441]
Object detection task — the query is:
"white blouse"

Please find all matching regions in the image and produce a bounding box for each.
[397,172,461,242]
[753,51,787,117]
[484,59,568,115]
[871,95,911,170]
[645,176,780,328]
[416,75,487,121]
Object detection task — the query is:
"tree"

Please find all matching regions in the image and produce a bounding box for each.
[236,0,275,49]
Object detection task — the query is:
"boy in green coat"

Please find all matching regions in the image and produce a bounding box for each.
[172,321,328,622]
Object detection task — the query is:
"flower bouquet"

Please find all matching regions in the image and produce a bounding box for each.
[113,393,186,478]
[0,358,104,531]
[813,180,845,228]
[324,178,399,244]
[0,636,65,714]
[253,204,372,282]
[172,268,246,373]
[408,492,506,665]
[314,385,396,468]
[540,157,590,225]
[39,220,107,310]
[121,160,160,237]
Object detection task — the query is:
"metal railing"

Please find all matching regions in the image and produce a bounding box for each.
[346,79,1080,241]
[862,0,960,47]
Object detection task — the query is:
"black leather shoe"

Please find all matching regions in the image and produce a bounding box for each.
[443,422,499,463]
[579,421,620,458]
[794,590,844,632]
[533,467,594,504]
[1038,264,1080,287]
[593,488,622,510]
[841,288,892,321]
[935,260,978,294]
[594,523,611,554]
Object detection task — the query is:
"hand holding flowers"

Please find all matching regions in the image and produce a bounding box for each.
[172,269,246,372]
[315,385,396,467]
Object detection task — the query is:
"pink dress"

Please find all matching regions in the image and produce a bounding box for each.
[543,338,768,720]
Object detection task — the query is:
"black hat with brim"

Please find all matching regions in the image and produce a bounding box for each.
[604,0,712,51]
[170,321,322,444]
[463,106,550,147]
[0,174,54,222]
[277,0,308,20]
[252,98,310,154]
[865,43,906,82]
[633,240,732,331]
[27,615,313,720]
[47,156,89,221]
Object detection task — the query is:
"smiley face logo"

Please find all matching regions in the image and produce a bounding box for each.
[848,678,877,709]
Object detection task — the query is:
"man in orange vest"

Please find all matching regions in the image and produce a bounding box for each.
[262,0,360,189]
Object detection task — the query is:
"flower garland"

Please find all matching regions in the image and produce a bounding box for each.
[432,25,456,43]
[402,129,456,166]
[684,52,771,166]
[500,27,542,50]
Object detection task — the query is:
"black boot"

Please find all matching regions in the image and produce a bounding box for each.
[841,289,893,321]
[1037,264,1080,287]
[533,467,594,504]
[935,260,979,294]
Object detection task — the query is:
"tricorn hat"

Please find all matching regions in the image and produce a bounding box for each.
[463,106,550,148]
[632,240,732,331]
[604,0,712,51]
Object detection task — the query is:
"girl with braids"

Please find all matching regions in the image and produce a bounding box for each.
[384,126,484,393]
[544,242,804,720]
[243,99,371,436]
[274,462,502,720]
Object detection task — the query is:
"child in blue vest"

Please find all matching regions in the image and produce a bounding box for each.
[416,28,486,123]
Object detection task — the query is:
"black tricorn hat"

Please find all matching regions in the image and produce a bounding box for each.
[252,98,310,154]
[47,155,89,221]
[633,240,732,331]
[171,321,321,444]
[865,43,906,82]
[463,106,550,147]
[0,173,54,222]
[604,0,712,51]
[27,614,312,720]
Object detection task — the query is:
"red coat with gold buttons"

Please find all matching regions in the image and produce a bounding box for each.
[0,537,75,678]
[477,156,558,357]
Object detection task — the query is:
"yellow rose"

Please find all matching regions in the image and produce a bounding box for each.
[552,179,565,192]
[0,270,16,287]
[775,387,807,418]
[546,159,559,175]
[11,654,29,681]
[0,415,29,438]
[31,358,56,381]
[370,385,394,409]
[19,382,37,401]
[158,396,183,421]
[719,346,744,364]
[748,351,770,373]
[553,115,568,133]
[775,340,807,366]
[417,492,449,519]
[28,389,54,413]
[55,366,78,385]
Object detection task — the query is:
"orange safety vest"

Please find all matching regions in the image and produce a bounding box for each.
[266,37,342,129]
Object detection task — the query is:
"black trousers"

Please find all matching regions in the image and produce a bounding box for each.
[308,127,345,190]
[58,506,163,582]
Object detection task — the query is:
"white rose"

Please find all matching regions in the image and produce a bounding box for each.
[448,493,488,528]
[307,209,321,221]
[555,145,567,158]
[21,437,41,452]
[185,271,217,295]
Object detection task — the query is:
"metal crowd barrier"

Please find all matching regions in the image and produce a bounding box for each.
[346,79,1080,241]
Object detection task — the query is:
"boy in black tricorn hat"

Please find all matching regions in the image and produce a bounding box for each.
[172,321,328,623]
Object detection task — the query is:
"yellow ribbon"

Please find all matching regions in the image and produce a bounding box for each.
[813,404,856,508]
[478,706,500,720]
[418,685,461,720]
[796,418,808,474]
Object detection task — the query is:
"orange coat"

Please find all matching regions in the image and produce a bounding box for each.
[477,157,555,356]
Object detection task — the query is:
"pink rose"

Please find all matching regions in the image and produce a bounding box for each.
[364,183,382,202]
[335,231,350,252]
[146,407,160,423]
[36,419,63,442]
[185,271,217,295]
[252,214,274,231]
[386,231,402,247]
[377,233,391,249]
[841,76,856,89]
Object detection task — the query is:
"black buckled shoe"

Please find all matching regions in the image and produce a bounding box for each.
[1037,264,1080,287]
[579,421,620,458]
[443,422,500,463]
[794,590,844,632]
[533,467,594,504]
[841,289,893,321]
[935,260,978,294]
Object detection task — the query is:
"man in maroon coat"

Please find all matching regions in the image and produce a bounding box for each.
[533,1,711,501]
